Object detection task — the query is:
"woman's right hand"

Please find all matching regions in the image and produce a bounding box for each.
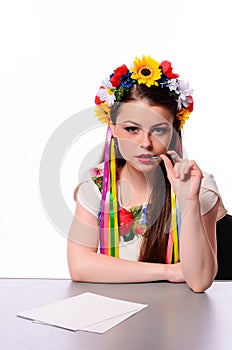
[160,153,203,202]
[165,262,185,283]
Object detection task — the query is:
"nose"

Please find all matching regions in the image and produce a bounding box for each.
[139,131,152,150]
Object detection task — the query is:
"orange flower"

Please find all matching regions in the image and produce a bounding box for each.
[176,108,191,129]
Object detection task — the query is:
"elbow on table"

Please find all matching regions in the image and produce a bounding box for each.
[69,270,82,283]
[67,242,97,282]
[187,273,217,293]
[186,262,218,293]
[188,281,213,293]
[68,260,92,283]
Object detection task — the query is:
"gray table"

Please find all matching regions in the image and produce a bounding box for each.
[1,278,231,350]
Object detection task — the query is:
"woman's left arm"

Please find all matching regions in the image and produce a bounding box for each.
[161,154,218,293]
[179,197,218,293]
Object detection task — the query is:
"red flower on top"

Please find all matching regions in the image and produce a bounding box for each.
[160,61,179,79]
[118,207,134,235]
[110,64,129,87]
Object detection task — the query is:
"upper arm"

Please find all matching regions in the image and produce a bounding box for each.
[67,197,100,278]
[69,198,100,248]
[69,177,101,249]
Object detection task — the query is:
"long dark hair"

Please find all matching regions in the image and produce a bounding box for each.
[110,84,182,263]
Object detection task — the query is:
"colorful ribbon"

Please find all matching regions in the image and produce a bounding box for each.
[165,188,180,263]
[99,127,119,257]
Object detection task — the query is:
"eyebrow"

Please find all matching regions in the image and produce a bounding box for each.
[122,120,170,127]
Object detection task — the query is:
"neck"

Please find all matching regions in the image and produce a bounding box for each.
[118,162,157,207]
[121,162,156,187]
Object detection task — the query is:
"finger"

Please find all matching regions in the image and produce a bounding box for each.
[160,154,174,177]
[182,161,192,180]
[166,150,182,163]
[174,160,191,180]
[189,160,201,172]
[177,160,202,181]
[189,160,203,178]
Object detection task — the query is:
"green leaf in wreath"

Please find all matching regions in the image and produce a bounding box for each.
[122,231,135,242]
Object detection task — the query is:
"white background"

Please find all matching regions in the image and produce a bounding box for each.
[1,0,231,278]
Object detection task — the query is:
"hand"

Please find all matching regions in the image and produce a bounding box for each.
[160,152,203,201]
[166,262,185,283]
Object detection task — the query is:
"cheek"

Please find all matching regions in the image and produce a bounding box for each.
[152,134,173,151]
[117,138,136,158]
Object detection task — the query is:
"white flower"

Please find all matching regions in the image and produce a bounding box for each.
[177,95,193,110]
[167,79,179,93]
[176,80,193,110]
[96,78,116,107]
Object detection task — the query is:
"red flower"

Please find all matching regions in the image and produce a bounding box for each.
[111,75,121,87]
[134,225,145,235]
[114,64,128,77]
[95,95,102,105]
[187,98,194,112]
[95,85,104,105]
[119,207,134,235]
[110,64,129,87]
[160,61,179,79]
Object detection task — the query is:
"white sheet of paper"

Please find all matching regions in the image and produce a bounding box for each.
[17,292,148,333]
[81,311,139,333]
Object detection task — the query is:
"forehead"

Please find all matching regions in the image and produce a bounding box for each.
[116,101,174,126]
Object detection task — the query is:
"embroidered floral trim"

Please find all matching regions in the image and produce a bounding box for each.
[91,166,147,242]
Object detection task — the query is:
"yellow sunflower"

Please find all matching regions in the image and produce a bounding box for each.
[130,55,162,87]
[176,108,190,129]
[95,102,111,125]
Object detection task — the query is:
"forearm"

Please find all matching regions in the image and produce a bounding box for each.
[179,199,218,292]
[68,241,167,283]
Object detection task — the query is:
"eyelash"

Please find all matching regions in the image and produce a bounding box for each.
[124,126,139,133]
[124,127,169,135]
[151,127,169,135]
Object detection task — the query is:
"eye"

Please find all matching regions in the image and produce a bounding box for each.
[124,126,139,133]
[151,127,169,136]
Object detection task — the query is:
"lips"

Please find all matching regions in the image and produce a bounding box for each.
[136,154,153,159]
[136,154,155,164]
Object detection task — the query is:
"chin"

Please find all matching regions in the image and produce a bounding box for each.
[127,160,157,173]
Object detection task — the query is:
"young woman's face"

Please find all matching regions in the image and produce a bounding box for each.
[111,100,175,172]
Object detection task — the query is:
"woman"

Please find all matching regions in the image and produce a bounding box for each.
[67,55,227,292]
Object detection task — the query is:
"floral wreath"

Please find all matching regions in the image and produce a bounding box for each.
[94,55,193,129]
